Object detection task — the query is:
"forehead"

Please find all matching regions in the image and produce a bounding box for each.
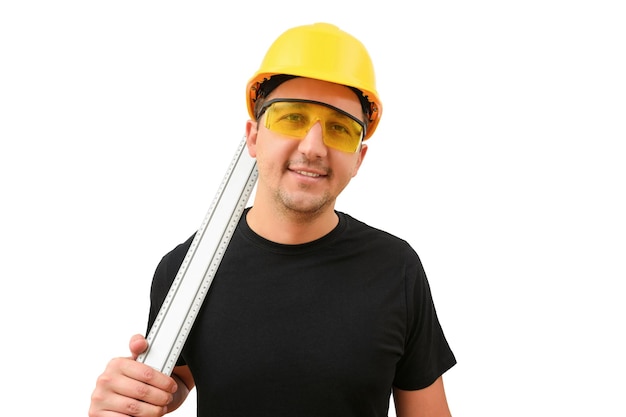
[267,77,363,120]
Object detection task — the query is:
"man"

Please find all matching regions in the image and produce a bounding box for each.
[89,22,456,417]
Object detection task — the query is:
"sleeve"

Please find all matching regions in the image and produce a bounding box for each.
[393,248,457,390]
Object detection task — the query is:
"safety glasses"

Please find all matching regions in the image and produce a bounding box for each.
[256,98,366,153]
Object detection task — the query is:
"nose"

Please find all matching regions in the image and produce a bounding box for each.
[297,121,327,158]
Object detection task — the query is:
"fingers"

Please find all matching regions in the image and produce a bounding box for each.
[89,388,168,417]
[120,358,176,392]
[88,357,177,417]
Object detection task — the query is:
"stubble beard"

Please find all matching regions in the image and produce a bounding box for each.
[271,157,337,222]
[274,184,335,223]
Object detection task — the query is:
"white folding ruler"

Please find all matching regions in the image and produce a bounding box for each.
[137,137,258,375]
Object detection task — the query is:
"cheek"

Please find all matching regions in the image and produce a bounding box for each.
[257,132,297,161]
[346,155,364,178]
[254,136,288,173]
[332,160,359,184]
[351,159,362,177]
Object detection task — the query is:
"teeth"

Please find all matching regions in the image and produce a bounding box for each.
[296,170,321,178]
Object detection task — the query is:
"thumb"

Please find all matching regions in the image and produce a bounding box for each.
[128,333,148,359]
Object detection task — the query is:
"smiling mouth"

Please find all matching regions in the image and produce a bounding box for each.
[295,170,323,178]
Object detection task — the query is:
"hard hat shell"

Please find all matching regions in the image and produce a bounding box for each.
[246,23,382,140]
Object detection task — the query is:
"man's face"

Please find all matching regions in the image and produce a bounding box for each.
[246,77,368,218]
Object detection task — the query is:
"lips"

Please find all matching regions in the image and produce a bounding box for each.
[288,160,329,179]
[294,170,323,178]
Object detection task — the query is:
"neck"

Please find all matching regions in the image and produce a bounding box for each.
[246,203,339,245]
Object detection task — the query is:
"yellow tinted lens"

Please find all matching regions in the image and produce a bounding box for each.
[264,100,363,153]
[265,101,313,138]
[322,116,363,152]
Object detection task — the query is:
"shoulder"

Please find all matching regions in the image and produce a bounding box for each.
[151,233,195,290]
[339,211,418,257]
[162,233,195,264]
[339,211,430,292]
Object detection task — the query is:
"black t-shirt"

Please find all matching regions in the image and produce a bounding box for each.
[148,209,456,417]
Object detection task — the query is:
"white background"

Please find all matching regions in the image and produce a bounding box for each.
[1,1,624,416]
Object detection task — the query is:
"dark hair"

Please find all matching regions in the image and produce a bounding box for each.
[253,75,298,119]
[253,74,372,124]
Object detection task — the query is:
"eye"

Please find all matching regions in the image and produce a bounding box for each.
[278,113,307,124]
[327,121,352,136]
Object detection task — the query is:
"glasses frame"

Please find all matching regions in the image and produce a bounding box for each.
[255,98,367,153]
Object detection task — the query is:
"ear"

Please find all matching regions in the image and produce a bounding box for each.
[245,120,259,157]
[351,143,368,178]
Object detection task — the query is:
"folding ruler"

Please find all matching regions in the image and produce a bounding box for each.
[137,137,258,375]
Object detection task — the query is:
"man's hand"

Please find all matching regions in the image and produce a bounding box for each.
[88,334,178,417]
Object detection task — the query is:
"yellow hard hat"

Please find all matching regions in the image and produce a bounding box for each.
[246,23,382,140]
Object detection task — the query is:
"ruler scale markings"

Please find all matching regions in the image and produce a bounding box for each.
[137,137,258,375]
